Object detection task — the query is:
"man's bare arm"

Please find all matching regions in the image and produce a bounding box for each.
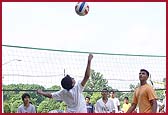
[81,54,93,87]
[126,103,137,113]
[37,89,52,98]
[151,99,157,113]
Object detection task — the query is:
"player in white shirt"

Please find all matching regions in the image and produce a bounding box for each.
[37,54,93,113]
[95,88,115,113]
[110,90,121,113]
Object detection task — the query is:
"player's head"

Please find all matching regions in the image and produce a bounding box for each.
[22,93,30,104]
[101,88,108,98]
[85,96,90,103]
[139,69,149,81]
[61,75,75,91]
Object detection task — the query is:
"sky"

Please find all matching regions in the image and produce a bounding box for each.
[2,2,166,90]
[2,2,166,55]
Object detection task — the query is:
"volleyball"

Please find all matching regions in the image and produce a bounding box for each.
[75,2,89,16]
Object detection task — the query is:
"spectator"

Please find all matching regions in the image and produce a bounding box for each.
[17,93,36,113]
[110,90,121,113]
[85,96,95,113]
[122,96,131,113]
[95,88,115,113]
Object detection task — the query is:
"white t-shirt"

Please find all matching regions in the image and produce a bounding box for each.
[95,98,115,113]
[110,97,120,113]
[17,104,36,113]
[51,81,87,113]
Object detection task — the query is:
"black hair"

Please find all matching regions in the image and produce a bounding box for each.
[61,74,73,91]
[124,96,129,100]
[22,93,30,101]
[102,88,108,92]
[85,96,90,100]
[110,90,115,94]
[140,69,149,76]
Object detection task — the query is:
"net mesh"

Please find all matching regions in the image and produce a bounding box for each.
[2,45,166,91]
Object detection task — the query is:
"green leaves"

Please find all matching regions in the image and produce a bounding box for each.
[84,70,111,93]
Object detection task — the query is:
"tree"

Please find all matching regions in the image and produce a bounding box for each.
[90,92,101,105]
[47,85,61,90]
[3,84,46,108]
[10,100,22,113]
[37,98,62,113]
[129,83,139,91]
[3,84,68,113]
[83,70,116,106]
[84,70,112,95]
[3,102,11,113]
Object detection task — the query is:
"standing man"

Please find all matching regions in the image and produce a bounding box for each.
[122,96,131,113]
[85,96,95,113]
[95,88,115,113]
[110,90,121,113]
[17,93,36,113]
[126,69,157,113]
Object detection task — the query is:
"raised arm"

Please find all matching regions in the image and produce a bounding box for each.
[81,54,93,87]
[37,89,52,98]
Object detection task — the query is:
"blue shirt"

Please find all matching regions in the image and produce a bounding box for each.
[86,103,94,113]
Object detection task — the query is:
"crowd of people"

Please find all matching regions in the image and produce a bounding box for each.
[17,90,166,113]
[15,54,166,113]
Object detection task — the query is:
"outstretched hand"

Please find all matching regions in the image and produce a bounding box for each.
[36,89,52,98]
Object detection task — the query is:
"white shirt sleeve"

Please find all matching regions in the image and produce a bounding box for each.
[78,81,84,93]
[51,90,64,100]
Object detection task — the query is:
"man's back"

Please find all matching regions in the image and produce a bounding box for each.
[51,81,87,113]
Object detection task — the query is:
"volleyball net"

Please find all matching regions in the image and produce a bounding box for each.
[2,45,166,91]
